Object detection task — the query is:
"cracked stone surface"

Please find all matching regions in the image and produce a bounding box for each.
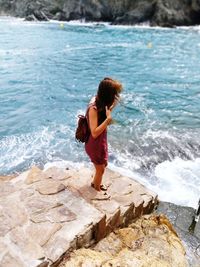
[0,166,158,267]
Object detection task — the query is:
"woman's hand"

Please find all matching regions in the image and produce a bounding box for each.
[105,106,113,124]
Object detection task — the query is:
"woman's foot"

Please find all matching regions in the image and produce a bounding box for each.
[91,183,107,191]
[91,191,111,201]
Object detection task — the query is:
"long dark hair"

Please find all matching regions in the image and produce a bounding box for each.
[95,77,122,125]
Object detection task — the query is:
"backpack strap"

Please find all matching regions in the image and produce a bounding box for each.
[86,97,97,129]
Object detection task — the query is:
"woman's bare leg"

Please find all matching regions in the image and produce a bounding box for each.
[92,163,105,191]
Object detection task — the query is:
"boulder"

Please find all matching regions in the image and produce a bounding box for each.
[151,0,195,27]
[113,1,156,25]
[61,214,188,267]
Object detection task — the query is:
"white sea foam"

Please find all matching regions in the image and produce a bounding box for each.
[44,160,87,171]
[0,127,54,172]
[0,16,23,22]
[0,125,74,174]
[64,42,144,52]
[153,157,200,208]
[1,16,200,32]
[1,124,199,209]
[0,48,33,57]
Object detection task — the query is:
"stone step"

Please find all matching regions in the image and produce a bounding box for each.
[0,166,158,267]
[63,167,158,238]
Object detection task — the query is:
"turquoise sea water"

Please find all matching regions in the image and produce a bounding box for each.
[0,17,200,208]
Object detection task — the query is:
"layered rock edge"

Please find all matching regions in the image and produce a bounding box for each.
[59,214,188,267]
[0,0,200,27]
[0,165,159,267]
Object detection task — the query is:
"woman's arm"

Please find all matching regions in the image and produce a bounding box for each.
[89,106,112,139]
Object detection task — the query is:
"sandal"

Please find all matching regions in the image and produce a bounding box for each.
[91,191,111,201]
[91,183,108,191]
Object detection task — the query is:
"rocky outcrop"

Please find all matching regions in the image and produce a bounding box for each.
[156,201,200,266]
[59,214,188,267]
[0,0,200,27]
[152,0,200,27]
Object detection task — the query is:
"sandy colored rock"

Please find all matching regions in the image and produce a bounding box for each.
[0,174,16,182]
[36,179,66,195]
[8,227,44,262]
[61,248,110,267]
[0,251,26,267]
[61,214,188,267]
[26,221,62,246]
[30,205,76,223]
[95,232,124,256]
[0,197,28,236]
[25,165,42,185]
[0,182,16,197]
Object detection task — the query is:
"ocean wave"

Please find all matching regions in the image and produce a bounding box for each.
[0,124,79,175]
[1,17,200,32]
[44,160,87,171]
[153,157,200,208]
[0,48,34,56]
[0,124,199,209]
[63,42,145,52]
[110,127,200,171]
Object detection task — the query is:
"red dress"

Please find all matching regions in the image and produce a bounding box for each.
[85,103,108,165]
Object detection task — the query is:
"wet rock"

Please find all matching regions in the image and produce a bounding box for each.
[114,1,156,25]
[0,0,200,27]
[156,201,200,266]
[24,14,37,21]
[151,0,193,27]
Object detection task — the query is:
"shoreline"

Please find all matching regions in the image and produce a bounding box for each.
[1,159,199,210]
[1,16,200,31]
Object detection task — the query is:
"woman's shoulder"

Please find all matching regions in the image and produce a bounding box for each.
[88,96,97,110]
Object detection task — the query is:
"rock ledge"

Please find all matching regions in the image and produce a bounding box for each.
[0,166,158,267]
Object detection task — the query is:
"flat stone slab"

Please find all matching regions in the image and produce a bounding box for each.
[0,166,158,267]
[65,167,158,233]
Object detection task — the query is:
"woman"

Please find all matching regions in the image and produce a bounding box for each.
[85,77,122,191]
